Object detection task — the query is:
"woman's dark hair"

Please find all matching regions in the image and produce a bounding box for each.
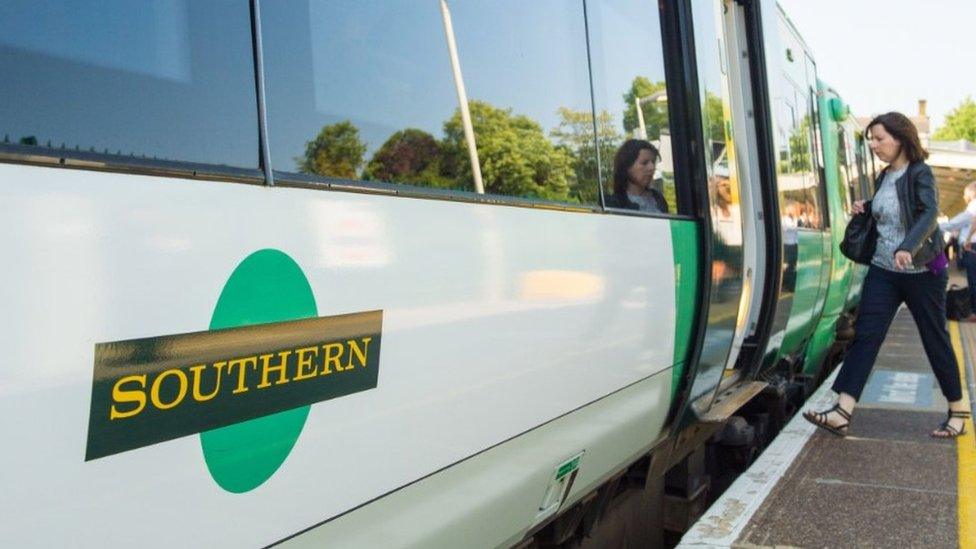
[612,139,659,196]
[866,112,929,163]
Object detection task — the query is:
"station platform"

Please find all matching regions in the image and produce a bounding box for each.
[678,308,976,548]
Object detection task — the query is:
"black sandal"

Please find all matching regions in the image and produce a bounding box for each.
[803,404,852,437]
[931,410,970,438]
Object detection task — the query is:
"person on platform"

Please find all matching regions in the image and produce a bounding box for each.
[606,139,669,213]
[940,181,976,320]
[804,112,969,438]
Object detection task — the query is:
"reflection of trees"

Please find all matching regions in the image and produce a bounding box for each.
[363,129,453,188]
[704,92,724,144]
[777,115,811,174]
[298,120,366,179]
[623,77,668,138]
[551,107,621,204]
[442,101,574,201]
[298,92,711,204]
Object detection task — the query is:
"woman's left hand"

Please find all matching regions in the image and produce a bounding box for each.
[894,250,913,270]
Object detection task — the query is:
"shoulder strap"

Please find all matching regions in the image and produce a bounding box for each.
[872,166,890,196]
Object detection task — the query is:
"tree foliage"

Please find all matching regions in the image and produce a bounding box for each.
[703,92,725,144]
[622,77,669,138]
[933,96,976,142]
[363,128,454,188]
[298,120,367,179]
[777,115,812,174]
[443,101,575,201]
[551,107,622,204]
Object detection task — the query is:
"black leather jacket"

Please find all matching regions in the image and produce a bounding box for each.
[606,189,669,213]
[869,161,941,265]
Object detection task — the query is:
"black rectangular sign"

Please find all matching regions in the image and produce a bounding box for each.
[86,310,382,460]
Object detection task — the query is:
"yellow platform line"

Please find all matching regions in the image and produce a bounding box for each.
[948,321,974,549]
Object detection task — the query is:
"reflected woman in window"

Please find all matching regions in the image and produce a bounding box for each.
[607,139,668,213]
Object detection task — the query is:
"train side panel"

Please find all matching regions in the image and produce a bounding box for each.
[0,163,693,547]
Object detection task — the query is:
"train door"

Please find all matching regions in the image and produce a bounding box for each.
[679,0,748,413]
[754,6,831,371]
[718,0,767,380]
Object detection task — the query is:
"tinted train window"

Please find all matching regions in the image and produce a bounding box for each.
[835,128,851,211]
[691,0,742,242]
[586,0,678,214]
[0,1,258,169]
[770,20,821,232]
[262,1,599,206]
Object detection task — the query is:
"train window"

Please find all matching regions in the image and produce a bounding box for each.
[586,0,680,215]
[836,128,854,212]
[691,0,742,239]
[0,0,259,169]
[805,92,828,228]
[770,17,823,231]
[262,1,600,206]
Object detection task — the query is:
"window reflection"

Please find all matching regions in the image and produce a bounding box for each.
[264,0,600,205]
[692,0,742,303]
[0,0,258,168]
[772,23,822,237]
[587,0,676,213]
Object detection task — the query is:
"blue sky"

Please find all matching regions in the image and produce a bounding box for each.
[777,0,976,133]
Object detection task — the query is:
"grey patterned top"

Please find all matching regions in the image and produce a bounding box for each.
[627,192,662,213]
[871,165,925,272]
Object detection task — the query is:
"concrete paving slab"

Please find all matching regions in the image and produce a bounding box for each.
[849,408,956,444]
[739,478,956,548]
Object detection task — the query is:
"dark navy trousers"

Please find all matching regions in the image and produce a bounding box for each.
[833,265,963,402]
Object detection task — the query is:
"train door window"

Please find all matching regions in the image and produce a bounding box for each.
[0,0,259,168]
[261,1,600,207]
[770,17,822,234]
[804,92,827,229]
[855,135,872,197]
[691,0,742,240]
[791,90,821,230]
[586,0,681,215]
[836,127,855,213]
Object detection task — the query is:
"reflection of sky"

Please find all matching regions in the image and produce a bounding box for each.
[588,0,669,133]
[306,1,457,157]
[269,0,681,171]
[691,0,723,100]
[298,0,591,162]
[0,1,258,168]
[0,0,190,82]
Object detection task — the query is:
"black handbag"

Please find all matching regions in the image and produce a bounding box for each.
[946,284,972,320]
[840,210,877,264]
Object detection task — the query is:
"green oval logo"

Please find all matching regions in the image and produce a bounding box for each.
[200,249,317,493]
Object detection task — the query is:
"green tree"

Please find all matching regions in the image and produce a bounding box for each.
[297,120,367,179]
[363,128,454,188]
[933,96,976,142]
[789,116,812,173]
[551,107,623,204]
[622,77,669,138]
[443,101,575,201]
[703,92,725,144]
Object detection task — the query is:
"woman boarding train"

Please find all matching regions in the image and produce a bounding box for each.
[804,112,969,438]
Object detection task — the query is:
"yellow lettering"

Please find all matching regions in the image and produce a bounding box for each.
[150,369,188,410]
[321,343,345,374]
[227,356,258,394]
[292,347,318,381]
[346,337,372,369]
[109,374,147,420]
[257,350,292,388]
[189,362,224,402]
